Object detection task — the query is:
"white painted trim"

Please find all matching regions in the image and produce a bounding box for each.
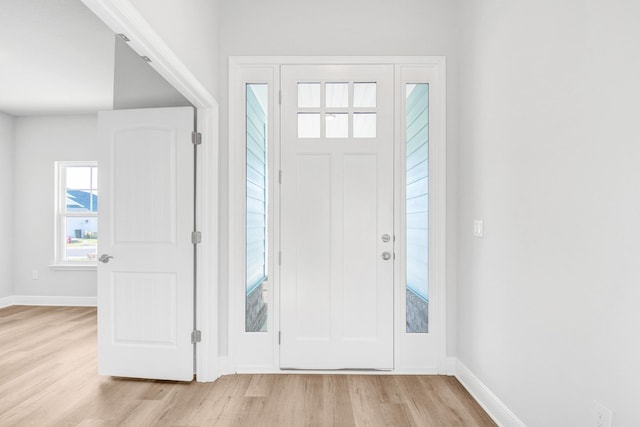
[229,56,447,374]
[81,0,216,108]
[11,295,97,307]
[237,368,444,376]
[49,265,97,271]
[430,58,448,374]
[81,0,219,382]
[195,106,219,382]
[231,56,447,66]
[0,296,13,309]
[393,61,447,373]
[455,360,527,427]
[228,65,281,372]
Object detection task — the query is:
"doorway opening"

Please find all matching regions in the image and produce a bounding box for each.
[229,57,447,374]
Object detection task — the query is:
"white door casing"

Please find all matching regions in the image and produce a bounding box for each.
[97,106,194,381]
[280,65,395,370]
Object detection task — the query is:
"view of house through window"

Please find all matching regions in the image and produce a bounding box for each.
[406,83,429,333]
[57,162,98,263]
[246,84,268,332]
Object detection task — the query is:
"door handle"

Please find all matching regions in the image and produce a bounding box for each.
[98,254,114,264]
[381,252,392,261]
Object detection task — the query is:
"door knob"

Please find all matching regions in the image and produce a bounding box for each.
[98,254,114,263]
[381,252,392,261]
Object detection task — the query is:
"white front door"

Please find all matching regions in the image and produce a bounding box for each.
[97,107,194,381]
[280,65,394,369]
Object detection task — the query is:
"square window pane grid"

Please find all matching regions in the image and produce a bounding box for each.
[65,166,98,213]
[58,162,98,264]
[296,81,377,139]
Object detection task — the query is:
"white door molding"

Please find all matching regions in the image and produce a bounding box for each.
[229,56,447,374]
[82,0,219,382]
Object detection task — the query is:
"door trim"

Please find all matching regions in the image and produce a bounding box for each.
[229,56,447,374]
[82,0,219,382]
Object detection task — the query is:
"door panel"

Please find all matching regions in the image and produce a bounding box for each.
[97,107,194,381]
[342,154,378,340]
[280,65,394,370]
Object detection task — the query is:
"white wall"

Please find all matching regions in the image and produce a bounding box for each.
[113,36,192,110]
[218,0,461,356]
[128,0,220,99]
[0,113,14,299]
[13,115,98,297]
[458,0,640,425]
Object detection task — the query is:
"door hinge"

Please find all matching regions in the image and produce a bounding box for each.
[278,90,282,105]
[278,331,281,345]
[191,231,202,244]
[279,170,282,184]
[191,330,202,344]
[192,131,202,145]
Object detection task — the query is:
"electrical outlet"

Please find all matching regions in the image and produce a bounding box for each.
[595,402,612,427]
[32,269,39,280]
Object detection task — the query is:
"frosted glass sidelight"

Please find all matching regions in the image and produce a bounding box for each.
[246,84,268,332]
[353,83,376,107]
[298,83,320,108]
[298,113,321,138]
[353,113,376,138]
[325,83,349,108]
[325,113,348,138]
[405,83,429,333]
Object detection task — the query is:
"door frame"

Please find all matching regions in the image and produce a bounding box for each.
[229,56,447,374]
[82,0,219,382]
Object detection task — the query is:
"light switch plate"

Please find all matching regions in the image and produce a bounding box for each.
[473,220,484,237]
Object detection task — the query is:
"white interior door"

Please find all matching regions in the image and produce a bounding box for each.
[280,65,394,369]
[97,106,194,381]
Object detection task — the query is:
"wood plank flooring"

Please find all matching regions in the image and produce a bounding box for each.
[0,305,496,426]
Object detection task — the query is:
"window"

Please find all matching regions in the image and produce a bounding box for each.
[296,81,377,139]
[246,84,268,332]
[55,162,98,264]
[405,83,429,333]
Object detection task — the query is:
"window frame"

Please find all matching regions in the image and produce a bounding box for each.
[53,161,99,268]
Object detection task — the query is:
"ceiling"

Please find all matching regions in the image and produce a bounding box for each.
[0,0,115,116]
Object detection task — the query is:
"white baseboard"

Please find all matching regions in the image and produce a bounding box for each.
[455,360,526,427]
[0,295,13,309]
[11,295,97,307]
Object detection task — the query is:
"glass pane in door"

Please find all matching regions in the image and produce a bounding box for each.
[406,83,429,333]
[246,84,268,332]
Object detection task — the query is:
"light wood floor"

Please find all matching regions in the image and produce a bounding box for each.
[0,305,496,426]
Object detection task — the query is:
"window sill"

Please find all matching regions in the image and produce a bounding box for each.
[49,264,97,271]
